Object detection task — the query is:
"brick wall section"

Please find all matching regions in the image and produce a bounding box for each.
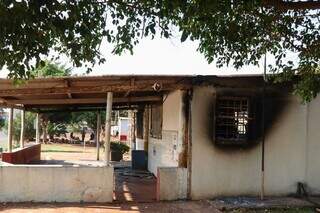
[2,144,41,164]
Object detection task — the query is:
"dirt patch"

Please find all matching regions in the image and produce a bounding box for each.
[0,200,221,213]
[209,196,320,212]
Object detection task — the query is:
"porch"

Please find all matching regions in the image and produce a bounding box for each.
[0,75,193,203]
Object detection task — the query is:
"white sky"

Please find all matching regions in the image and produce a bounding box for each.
[0,37,264,78]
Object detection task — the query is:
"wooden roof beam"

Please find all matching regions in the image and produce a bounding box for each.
[6,96,163,106]
[0,80,192,97]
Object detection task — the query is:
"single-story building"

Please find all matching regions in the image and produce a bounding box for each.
[0,75,319,202]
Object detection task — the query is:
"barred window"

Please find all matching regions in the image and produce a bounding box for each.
[215,97,251,144]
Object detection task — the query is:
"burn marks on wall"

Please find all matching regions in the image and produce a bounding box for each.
[213,87,290,149]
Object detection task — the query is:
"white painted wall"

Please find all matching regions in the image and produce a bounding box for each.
[190,86,320,199]
[148,90,184,176]
[305,96,320,194]
[0,165,114,202]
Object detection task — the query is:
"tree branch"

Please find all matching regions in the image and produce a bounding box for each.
[263,0,320,10]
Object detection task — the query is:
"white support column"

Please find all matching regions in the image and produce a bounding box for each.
[20,109,25,148]
[96,111,101,160]
[36,113,41,143]
[104,92,113,165]
[7,108,13,152]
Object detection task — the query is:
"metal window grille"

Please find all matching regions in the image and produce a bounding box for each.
[216,97,250,142]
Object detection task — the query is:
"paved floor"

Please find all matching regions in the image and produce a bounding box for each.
[114,168,157,203]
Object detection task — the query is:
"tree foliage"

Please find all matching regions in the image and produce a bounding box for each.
[70,111,106,135]
[31,60,72,78]
[0,1,319,101]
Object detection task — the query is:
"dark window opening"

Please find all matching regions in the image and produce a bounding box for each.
[215,97,252,144]
[150,104,162,139]
[136,110,144,139]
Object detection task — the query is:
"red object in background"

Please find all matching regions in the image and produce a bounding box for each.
[120,135,127,141]
[2,144,41,164]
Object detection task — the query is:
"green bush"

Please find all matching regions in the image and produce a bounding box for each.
[110,142,130,154]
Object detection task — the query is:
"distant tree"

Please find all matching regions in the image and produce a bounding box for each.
[71,110,127,133]
[31,61,72,142]
[41,112,72,142]
[70,111,106,142]
[5,111,36,144]
[31,61,72,78]
[47,123,68,140]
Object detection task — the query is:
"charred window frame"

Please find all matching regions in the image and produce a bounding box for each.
[150,104,163,139]
[215,96,255,145]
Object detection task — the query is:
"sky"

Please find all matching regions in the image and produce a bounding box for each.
[0,36,265,78]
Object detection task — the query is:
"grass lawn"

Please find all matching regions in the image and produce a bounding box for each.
[41,143,96,153]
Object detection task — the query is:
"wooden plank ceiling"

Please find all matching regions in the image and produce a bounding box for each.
[0,75,193,112]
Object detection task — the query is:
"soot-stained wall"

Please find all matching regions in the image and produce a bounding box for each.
[190,85,320,199]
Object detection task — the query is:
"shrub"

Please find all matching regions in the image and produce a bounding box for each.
[110,142,130,154]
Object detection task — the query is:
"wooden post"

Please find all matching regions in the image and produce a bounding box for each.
[178,91,190,168]
[96,111,101,160]
[43,123,47,144]
[129,110,136,150]
[83,127,86,151]
[143,106,149,152]
[36,113,40,143]
[7,108,13,152]
[20,109,25,148]
[105,92,113,165]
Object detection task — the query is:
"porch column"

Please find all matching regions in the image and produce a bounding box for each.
[20,109,25,148]
[143,106,149,152]
[7,108,13,152]
[36,113,40,143]
[104,92,113,165]
[129,110,136,150]
[96,111,101,160]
